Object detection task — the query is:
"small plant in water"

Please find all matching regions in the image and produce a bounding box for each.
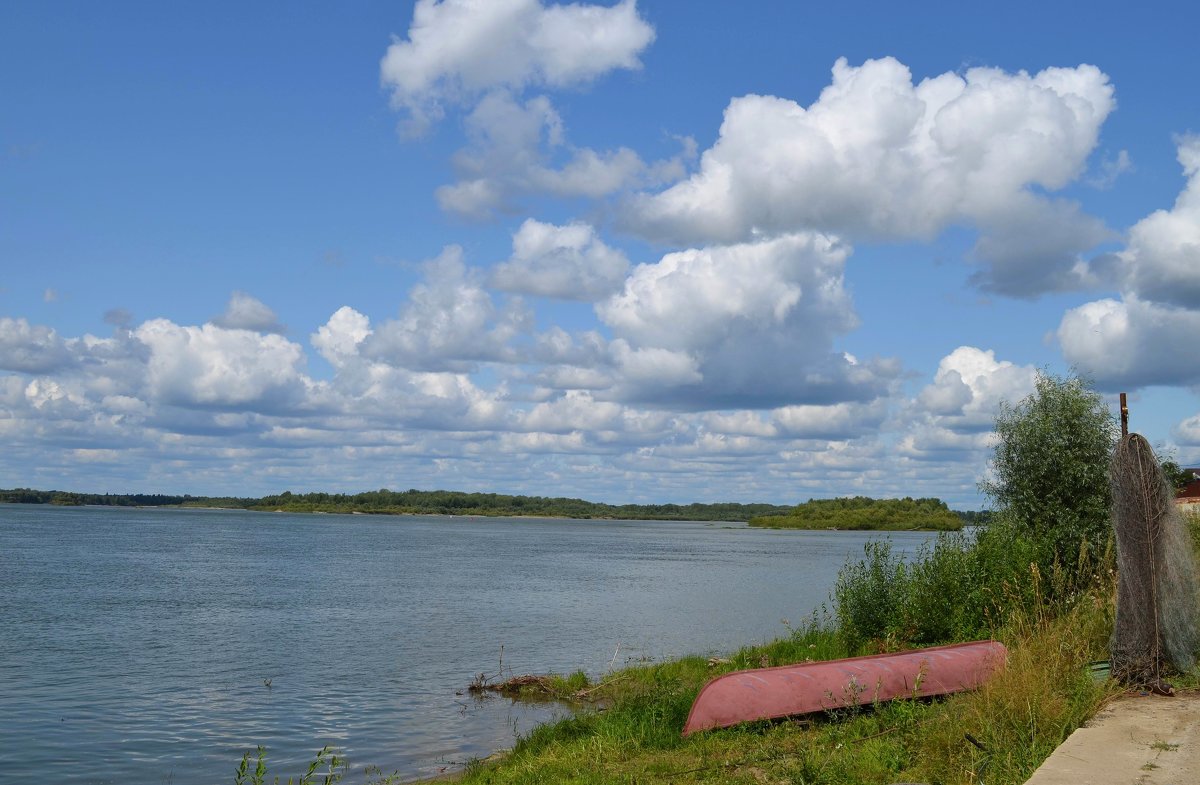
[234,745,347,785]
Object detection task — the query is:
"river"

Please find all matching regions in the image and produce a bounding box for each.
[0,504,938,784]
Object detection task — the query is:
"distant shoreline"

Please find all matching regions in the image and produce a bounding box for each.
[2,487,988,528]
[3,500,977,531]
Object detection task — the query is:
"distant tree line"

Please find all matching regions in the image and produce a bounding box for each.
[0,488,196,506]
[747,495,965,531]
[1,486,795,522]
[204,489,796,521]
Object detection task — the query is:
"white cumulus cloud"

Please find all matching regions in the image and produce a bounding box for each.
[1173,412,1200,447]
[381,0,654,135]
[489,219,630,300]
[434,91,689,218]
[0,317,75,373]
[312,306,373,368]
[625,57,1115,297]
[134,319,309,410]
[772,400,889,440]
[597,233,892,408]
[520,389,623,433]
[363,246,531,371]
[898,346,1036,463]
[1058,137,1200,389]
[1106,136,1200,308]
[1058,296,1200,388]
[916,346,1037,432]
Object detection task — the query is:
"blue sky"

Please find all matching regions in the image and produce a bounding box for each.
[2,0,1199,507]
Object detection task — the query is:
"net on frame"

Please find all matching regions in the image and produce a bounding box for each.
[1109,433,1200,686]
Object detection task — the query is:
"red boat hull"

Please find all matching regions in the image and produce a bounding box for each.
[682,639,1008,735]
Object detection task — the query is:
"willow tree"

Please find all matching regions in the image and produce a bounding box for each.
[980,371,1118,587]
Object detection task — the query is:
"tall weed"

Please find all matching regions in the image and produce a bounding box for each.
[908,582,1118,784]
[833,520,1092,651]
[832,540,907,649]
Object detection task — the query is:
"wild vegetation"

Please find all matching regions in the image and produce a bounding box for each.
[748,495,963,531]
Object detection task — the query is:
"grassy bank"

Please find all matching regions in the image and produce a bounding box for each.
[456,580,1115,784]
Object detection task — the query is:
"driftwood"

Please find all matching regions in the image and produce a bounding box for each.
[465,671,626,702]
[463,644,623,702]
[468,673,561,697]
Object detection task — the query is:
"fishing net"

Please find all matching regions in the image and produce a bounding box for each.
[1109,433,1200,685]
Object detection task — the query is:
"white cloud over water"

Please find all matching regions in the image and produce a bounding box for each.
[361,246,531,371]
[0,300,1026,507]
[135,320,310,410]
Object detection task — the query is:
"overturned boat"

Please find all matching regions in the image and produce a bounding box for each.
[683,639,1007,736]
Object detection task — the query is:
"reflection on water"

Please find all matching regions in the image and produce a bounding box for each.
[0,504,935,784]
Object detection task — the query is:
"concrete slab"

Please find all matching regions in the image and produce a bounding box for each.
[1024,692,1200,785]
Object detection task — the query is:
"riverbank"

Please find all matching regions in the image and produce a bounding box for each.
[439,589,1117,785]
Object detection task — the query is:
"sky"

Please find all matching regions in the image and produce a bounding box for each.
[2,0,1199,507]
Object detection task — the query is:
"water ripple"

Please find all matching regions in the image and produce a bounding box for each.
[0,505,934,783]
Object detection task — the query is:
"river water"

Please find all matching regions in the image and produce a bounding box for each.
[0,504,937,784]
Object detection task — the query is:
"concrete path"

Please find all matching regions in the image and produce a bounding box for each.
[1024,692,1200,785]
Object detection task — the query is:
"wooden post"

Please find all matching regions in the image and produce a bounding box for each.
[1120,392,1129,437]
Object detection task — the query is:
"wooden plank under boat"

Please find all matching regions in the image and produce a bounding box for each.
[682,639,1007,736]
